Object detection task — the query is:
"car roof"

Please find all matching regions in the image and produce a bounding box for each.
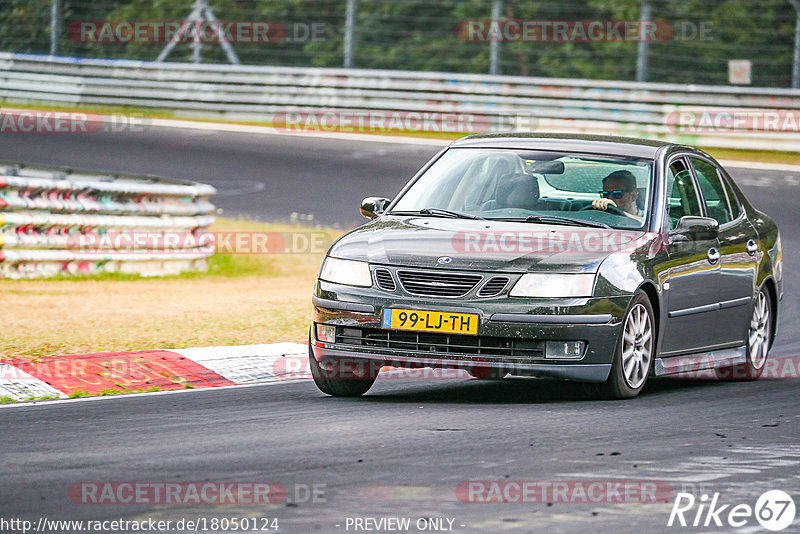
[450,132,677,159]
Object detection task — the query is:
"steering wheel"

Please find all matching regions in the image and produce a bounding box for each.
[581,203,628,217]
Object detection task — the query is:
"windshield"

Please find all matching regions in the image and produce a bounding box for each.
[390,148,653,230]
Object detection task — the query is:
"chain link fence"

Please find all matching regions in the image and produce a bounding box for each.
[0,0,799,87]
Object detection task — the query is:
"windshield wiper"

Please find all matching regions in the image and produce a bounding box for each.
[521,215,611,229]
[391,208,486,220]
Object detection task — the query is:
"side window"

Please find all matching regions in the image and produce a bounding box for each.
[720,173,743,220]
[666,159,702,230]
[691,157,733,225]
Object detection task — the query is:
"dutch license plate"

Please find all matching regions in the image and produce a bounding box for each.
[381,308,479,335]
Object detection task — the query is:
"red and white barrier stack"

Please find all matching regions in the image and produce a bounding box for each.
[0,162,216,278]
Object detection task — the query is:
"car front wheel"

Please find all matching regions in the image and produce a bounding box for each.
[308,342,379,397]
[588,291,655,400]
[468,366,507,380]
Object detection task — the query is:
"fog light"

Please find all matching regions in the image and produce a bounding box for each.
[316,324,336,343]
[545,341,585,359]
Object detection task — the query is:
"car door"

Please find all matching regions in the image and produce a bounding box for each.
[660,156,722,356]
[690,157,757,346]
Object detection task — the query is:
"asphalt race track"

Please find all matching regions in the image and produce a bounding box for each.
[0,127,439,227]
[1,126,799,533]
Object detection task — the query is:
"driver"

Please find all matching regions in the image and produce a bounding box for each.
[591,170,644,222]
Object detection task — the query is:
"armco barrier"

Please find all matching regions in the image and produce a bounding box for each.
[0,161,216,278]
[2,53,800,150]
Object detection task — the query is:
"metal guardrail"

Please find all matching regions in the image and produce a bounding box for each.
[2,53,800,150]
[0,161,216,279]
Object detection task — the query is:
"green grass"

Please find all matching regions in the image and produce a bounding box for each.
[23,253,281,282]
[1,218,332,358]
[0,386,166,404]
[0,394,60,403]
[699,147,800,165]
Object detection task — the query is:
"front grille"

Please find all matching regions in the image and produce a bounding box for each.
[374,268,396,291]
[336,327,545,361]
[397,270,482,297]
[477,276,509,297]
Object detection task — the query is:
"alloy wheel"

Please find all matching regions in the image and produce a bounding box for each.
[622,303,653,389]
[749,291,771,370]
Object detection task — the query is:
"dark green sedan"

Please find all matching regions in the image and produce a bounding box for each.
[309,134,783,399]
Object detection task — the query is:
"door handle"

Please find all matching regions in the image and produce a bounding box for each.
[707,248,720,265]
[746,239,758,256]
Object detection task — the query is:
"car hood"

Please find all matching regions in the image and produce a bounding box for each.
[329,217,650,273]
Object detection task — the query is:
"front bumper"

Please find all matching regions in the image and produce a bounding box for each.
[311,280,632,383]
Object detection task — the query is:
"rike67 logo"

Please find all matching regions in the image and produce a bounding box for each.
[668,489,796,531]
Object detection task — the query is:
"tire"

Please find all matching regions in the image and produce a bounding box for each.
[468,366,507,380]
[587,291,655,400]
[717,288,771,381]
[308,341,378,397]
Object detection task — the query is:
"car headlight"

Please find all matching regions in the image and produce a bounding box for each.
[319,257,373,287]
[509,273,595,298]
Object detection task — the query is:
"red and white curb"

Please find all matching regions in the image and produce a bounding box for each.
[0,343,308,402]
[174,342,308,385]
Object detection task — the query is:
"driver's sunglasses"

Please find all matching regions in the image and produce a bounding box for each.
[599,190,627,200]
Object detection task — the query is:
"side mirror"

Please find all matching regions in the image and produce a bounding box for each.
[360,197,390,219]
[670,216,719,241]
